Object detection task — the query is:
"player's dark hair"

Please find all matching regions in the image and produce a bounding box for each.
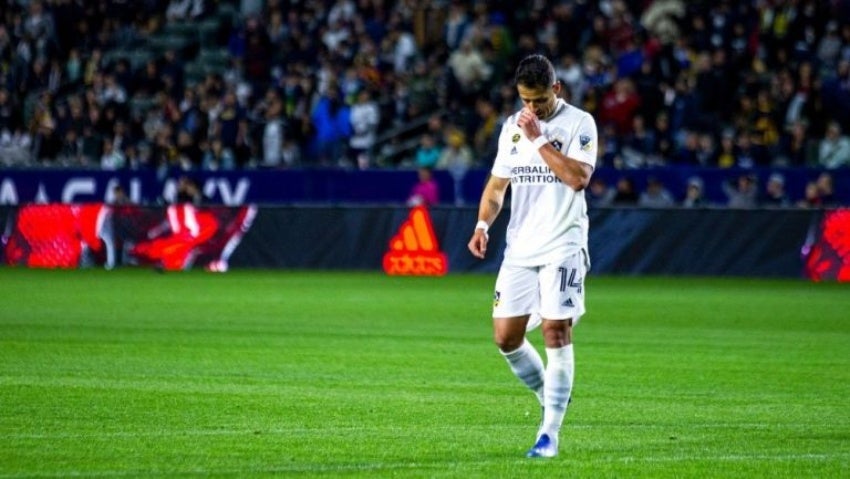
[514,54,556,89]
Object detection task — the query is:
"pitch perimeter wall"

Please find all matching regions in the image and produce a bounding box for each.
[3,205,843,279]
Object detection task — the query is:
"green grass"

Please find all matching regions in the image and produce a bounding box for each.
[0,268,848,478]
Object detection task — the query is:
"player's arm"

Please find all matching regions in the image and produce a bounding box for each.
[517,107,595,191]
[468,175,510,259]
[537,143,594,191]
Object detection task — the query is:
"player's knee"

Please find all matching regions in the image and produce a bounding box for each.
[541,320,573,347]
[494,332,524,352]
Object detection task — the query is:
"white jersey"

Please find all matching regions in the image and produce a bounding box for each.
[491,99,598,266]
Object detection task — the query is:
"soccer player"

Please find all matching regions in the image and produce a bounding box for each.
[467,54,598,458]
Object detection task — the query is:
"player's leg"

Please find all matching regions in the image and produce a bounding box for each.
[528,252,587,458]
[493,264,544,405]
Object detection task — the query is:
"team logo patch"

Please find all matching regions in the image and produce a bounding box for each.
[511,133,521,143]
[493,291,501,308]
[580,134,593,151]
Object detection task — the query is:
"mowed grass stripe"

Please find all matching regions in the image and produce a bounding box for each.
[0,268,848,478]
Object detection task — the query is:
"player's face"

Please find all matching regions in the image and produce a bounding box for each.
[517,83,559,119]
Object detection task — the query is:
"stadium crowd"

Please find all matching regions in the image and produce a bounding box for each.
[0,0,849,206]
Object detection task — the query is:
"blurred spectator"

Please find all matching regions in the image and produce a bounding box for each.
[407,167,439,207]
[651,112,674,164]
[447,39,492,103]
[734,130,771,168]
[796,181,823,208]
[309,84,351,167]
[587,177,616,207]
[612,176,639,205]
[261,95,284,168]
[100,138,125,170]
[715,129,737,168]
[166,0,206,22]
[762,173,790,208]
[203,138,235,171]
[818,121,850,169]
[621,114,657,168]
[599,77,641,136]
[414,133,441,170]
[673,130,701,166]
[682,176,706,208]
[815,172,837,206]
[444,2,471,51]
[723,173,758,208]
[638,177,675,208]
[436,128,474,206]
[349,89,380,169]
[776,120,813,167]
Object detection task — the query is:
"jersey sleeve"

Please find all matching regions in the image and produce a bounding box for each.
[566,113,598,168]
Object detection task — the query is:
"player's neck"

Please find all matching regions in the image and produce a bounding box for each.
[541,99,563,121]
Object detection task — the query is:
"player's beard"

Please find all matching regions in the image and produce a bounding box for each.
[537,99,556,120]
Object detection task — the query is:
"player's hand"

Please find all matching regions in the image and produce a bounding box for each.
[517,106,543,140]
[468,229,489,259]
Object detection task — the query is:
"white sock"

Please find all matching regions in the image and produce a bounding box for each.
[541,344,574,439]
[501,339,545,405]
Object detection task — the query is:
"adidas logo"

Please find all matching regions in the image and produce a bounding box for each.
[382,206,448,276]
[561,298,574,308]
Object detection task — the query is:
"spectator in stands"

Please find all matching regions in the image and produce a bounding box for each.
[349,88,381,169]
[444,2,471,51]
[818,121,850,169]
[651,112,674,164]
[776,119,813,167]
[815,172,837,207]
[723,173,758,208]
[414,132,442,170]
[682,176,706,208]
[638,176,675,208]
[621,114,657,168]
[166,0,206,22]
[612,176,639,205]
[471,97,501,161]
[796,181,823,209]
[202,137,235,171]
[309,83,352,166]
[100,138,125,170]
[734,130,770,168]
[673,130,701,166]
[406,167,439,207]
[714,129,737,168]
[437,127,474,206]
[261,95,284,168]
[599,77,641,136]
[762,173,790,208]
[587,177,616,207]
[599,123,621,168]
[447,38,492,104]
[387,18,418,75]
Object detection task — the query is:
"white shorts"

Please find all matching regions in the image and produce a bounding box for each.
[492,250,587,324]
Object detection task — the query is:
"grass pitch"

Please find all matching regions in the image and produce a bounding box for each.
[0,268,848,478]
